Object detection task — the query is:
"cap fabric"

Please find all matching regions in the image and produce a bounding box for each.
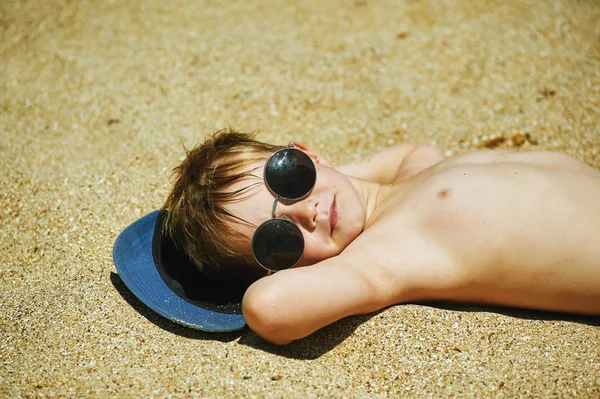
[112,210,247,332]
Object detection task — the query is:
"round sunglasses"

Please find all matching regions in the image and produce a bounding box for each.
[251,146,317,274]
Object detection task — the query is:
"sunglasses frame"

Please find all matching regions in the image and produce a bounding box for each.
[251,145,317,274]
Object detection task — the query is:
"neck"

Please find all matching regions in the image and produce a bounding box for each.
[347,177,393,230]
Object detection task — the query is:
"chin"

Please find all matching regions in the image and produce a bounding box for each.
[297,253,334,267]
[300,246,346,267]
[297,256,324,267]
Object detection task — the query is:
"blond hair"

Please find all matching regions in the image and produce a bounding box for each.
[162,129,284,281]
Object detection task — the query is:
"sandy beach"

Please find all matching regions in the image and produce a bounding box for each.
[1,0,599,397]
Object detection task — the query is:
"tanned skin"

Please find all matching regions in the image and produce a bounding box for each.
[236,143,600,344]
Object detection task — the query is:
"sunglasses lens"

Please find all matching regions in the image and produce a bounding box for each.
[265,148,316,200]
[252,219,304,271]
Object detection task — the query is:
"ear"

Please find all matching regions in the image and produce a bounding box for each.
[290,142,334,168]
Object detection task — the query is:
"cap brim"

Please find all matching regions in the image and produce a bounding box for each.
[112,210,247,332]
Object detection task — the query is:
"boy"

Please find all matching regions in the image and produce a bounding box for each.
[163,130,600,344]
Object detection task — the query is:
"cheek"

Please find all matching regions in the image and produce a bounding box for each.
[342,207,365,239]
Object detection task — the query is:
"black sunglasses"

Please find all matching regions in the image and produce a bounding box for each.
[251,146,317,274]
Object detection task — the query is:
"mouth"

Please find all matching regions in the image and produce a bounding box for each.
[329,196,338,236]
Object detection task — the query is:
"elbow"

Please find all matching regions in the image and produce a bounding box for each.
[242,281,294,345]
[398,143,445,177]
[412,143,445,160]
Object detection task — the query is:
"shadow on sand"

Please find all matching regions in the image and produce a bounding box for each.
[110,272,244,342]
[112,270,598,359]
[111,271,378,358]
[237,311,381,360]
[422,301,600,327]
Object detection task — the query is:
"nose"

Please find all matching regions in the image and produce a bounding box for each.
[277,197,318,231]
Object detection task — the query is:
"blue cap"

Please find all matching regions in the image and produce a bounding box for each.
[112,210,247,332]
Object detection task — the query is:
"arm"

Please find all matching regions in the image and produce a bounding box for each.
[337,143,445,184]
[242,251,401,345]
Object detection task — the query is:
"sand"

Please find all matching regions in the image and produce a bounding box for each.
[1,0,599,397]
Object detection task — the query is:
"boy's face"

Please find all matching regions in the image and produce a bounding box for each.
[225,152,366,268]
